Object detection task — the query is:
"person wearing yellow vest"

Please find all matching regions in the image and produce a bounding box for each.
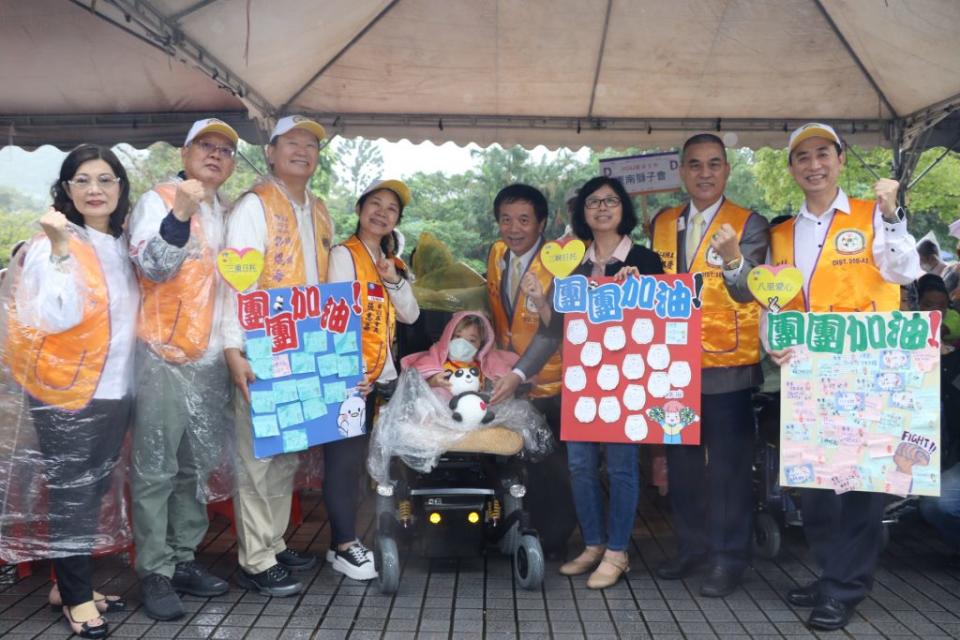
[768,123,921,631]
[327,179,419,580]
[650,133,770,598]
[222,116,333,597]
[3,145,137,638]
[485,184,578,559]
[127,119,238,621]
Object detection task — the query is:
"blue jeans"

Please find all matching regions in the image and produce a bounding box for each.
[566,442,639,552]
[920,463,960,551]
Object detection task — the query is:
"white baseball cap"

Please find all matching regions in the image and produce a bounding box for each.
[270,115,327,142]
[184,118,239,146]
[360,179,412,207]
[788,122,841,154]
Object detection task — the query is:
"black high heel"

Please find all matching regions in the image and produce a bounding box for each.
[63,603,108,640]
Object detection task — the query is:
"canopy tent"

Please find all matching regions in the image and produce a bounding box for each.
[2,0,959,180]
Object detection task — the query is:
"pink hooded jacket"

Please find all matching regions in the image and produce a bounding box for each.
[401,310,519,401]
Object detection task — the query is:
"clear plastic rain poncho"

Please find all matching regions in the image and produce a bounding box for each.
[128,183,236,504]
[410,232,490,312]
[368,368,554,486]
[0,226,133,563]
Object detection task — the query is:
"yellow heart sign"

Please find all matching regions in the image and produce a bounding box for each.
[217,248,264,292]
[747,264,803,312]
[540,239,586,278]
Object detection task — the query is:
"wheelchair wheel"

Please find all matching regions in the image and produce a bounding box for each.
[752,512,781,560]
[376,534,400,594]
[499,494,522,554]
[514,534,544,590]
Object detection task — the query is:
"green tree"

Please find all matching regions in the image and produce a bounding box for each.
[334,138,384,199]
[0,187,43,266]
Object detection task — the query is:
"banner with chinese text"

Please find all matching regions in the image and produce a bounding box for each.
[236,282,366,458]
[554,274,702,444]
[599,151,680,195]
[772,311,941,496]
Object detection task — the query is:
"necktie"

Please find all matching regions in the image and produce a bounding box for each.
[510,258,523,302]
[686,210,705,270]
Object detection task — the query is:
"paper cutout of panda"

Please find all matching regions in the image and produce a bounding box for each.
[448,367,495,429]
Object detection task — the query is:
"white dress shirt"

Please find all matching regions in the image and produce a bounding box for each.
[327,241,420,384]
[221,181,324,350]
[17,229,138,399]
[128,181,228,363]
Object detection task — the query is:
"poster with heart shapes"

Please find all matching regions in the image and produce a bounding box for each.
[554,273,702,444]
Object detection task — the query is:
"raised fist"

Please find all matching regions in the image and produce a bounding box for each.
[172,179,205,221]
[874,178,900,220]
[39,207,70,248]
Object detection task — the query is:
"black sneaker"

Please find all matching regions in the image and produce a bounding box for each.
[172,561,229,597]
[331,543,378,581]
[276,548,317,572]
[140,573,185,621]
[235,564,303,597]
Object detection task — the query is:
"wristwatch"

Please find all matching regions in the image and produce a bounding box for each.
[49,253,71,264]
[723,256,743,270]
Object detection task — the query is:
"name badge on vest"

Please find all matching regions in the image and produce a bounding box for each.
[677,217,686,232]
[836,229,866,255]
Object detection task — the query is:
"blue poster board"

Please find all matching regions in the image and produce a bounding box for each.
[237,281,365,458]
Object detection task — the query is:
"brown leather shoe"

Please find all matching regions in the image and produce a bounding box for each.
[586,552,629,589]
[559,545,605,576]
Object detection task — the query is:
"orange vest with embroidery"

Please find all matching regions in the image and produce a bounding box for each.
[342,236,405,382]
[252,181,333,288]
[652,200,761,368]
[486,240,562,398]
[770,198,899,312]
[6,235,110,411]
[137,183,216,364]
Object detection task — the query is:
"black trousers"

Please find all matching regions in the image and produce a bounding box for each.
[800,488,887,604]
[322,392,374,547]
[527,396,578,555]
[665,388,755,571]
[30,395,130,607]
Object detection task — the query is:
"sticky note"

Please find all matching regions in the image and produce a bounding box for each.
[252,414,279,438]
[282,429,309,453]
[324,381,347,404]
[302,398,327,421]
[250,358,274,380]
[334,331,358,355]
[250,390,276,414]
[303,330,328,353]
[277,402,304,429]
[317,353,339,377]
[338,355,360,378]
[246,336,273,360]
[290,351,316,375]
[273,380,299,405]
[297,376,322,401]
[664,322,688,345]
[272,354,292,378]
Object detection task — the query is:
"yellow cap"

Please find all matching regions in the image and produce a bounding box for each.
[360,179,412,207]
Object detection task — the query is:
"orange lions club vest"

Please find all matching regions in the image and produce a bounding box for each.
[486,240,562,398]
[253,180,333,289]
[652,200,761,369]
[770,198,898,312]
[137,183,217,364]
[7,234,110,411]
[342,236,405,382]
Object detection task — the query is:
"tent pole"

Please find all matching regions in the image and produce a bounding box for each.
[907,135,960,191]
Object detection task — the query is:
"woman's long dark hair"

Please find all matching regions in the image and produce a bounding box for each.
[354,188,406,259]
[50,144,130,238]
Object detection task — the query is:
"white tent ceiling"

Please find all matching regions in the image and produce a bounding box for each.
[2,0,959,154]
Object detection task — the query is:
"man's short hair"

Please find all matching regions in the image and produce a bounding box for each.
[681,133,726,162]
[493,183,549,223]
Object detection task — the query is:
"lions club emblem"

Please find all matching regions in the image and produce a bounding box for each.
[705,246,725,267]
[835,229,866,255]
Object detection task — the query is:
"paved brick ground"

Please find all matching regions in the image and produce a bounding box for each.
[0,490,957,639]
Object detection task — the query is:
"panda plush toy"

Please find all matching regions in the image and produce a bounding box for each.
[448,367,495,429]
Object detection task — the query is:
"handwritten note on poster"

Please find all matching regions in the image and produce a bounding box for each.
[772,311,941,496]
[553,274,702,444]
[237,281,366,458]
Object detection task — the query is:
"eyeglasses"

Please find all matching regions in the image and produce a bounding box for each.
[192,140,236,159]
[67,175,122,190]
[584,196,621,209]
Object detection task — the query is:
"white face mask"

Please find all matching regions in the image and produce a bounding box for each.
[448,337,479,362]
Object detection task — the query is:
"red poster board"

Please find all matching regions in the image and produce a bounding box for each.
[556,273,702,444]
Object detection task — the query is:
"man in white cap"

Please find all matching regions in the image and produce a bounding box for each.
[128,118,238,619]
[222,115,334,597]
[768,122,921,630]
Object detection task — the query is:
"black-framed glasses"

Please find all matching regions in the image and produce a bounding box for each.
[585,196,621,209]
[66,175,122,190]
[192,140,236,159]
